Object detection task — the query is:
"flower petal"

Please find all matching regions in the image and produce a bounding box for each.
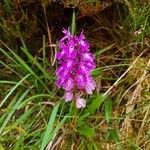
[65,59,74,69]
[82,52,94,62]
[55,66,64,76]
[75,74,86,89]
[85,76,96,94]
[64,92,73,102]
[56,77,64,87]
[76,97,86,108]
[56,51,65,60]
[67,45,77,58]
[79,62,90,74]
[63,77,74,91]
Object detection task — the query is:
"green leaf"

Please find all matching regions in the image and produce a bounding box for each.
[79,141,86,150]
[0,48,17,64]
[77,113,90,127]
[0,74,30,108]
[0,80,20,85]
[14,134,25,150]
[78,125,95,138]
[3,0,11,12]
[106,128,123,149]
[94,44,115,57]
[107,128,119,142]
[18,94,52,109]
[2,46,50,92]
[20,38,53,81]
[83,94,106,115]
[49,116,67,142]
[91,68,102,76]
[41,102,60,150]
[0,60,21,78]
[0,143,4,150]
[13,106,36,126]
[0,93,17,124]
[0,89,30,134]
[87,143,93,150]
[93,143,99,150]
[105,98,112,123]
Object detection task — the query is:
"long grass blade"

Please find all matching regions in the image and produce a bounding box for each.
[18,94,52,109]
[7,47,50,92]
[0,89,30,134]
[41,102,60,150]
[0,74,30,108]
[20,38,53,80]
[13,106,36,126]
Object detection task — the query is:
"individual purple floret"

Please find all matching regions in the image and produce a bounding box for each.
[55,28,96,108]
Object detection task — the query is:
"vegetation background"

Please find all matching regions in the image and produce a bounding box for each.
[0,0,150,149]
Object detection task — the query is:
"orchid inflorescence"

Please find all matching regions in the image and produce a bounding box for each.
[55,28,96,108]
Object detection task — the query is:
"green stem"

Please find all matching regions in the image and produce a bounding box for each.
[71,8,76,35]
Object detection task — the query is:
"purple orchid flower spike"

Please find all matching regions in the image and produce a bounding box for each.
[55,28,96,108]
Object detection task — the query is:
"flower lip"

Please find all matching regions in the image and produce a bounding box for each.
[64,91,73,102]
[63,76,75,91]
[75,74,86,89]
[76,97,86,108]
